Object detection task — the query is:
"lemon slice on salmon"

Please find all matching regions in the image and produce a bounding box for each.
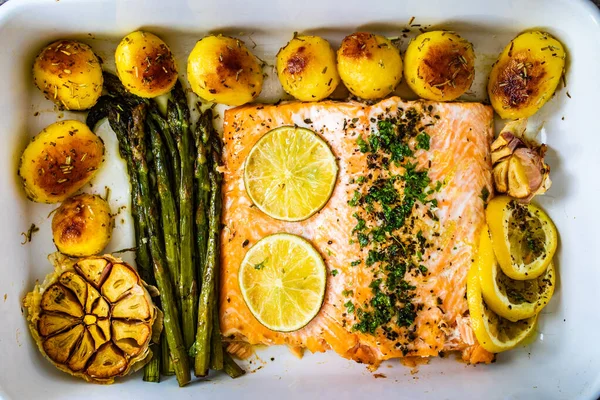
[239,233,327,332]
[244,126,338,221]
[478,226,556,322]
[486,196,557,280]
[467,253,537,353]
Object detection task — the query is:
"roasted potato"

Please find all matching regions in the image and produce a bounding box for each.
[19,120,105,203]
[276,35,340,101]
[33,40,103,110]
[336,32,402,100]
[187,35,264,106]
[488,31,566,119]
[52,194,113,257]
[404,31,475,101]
[115,31,178,98]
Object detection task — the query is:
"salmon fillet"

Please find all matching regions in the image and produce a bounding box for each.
[220,97,495,366]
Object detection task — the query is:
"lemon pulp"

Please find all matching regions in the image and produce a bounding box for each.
[486,196,557,280]
[238,233,327,332]
[467,253,537,353]
[478,226,556,322]
[244,126,338,221]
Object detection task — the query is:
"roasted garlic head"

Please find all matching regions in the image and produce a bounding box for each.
[23,253,160,384]
[491,119,551,201]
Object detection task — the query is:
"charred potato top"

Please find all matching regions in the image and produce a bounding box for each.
[52,194,113,257]
[404,31,475,101]
[276,35,340,101]
[488,31,566,119]
[33,40,103,110]
[336,32,403,100]
[187,35,264,106]
[115,31,178,98]
[19,120,105,204]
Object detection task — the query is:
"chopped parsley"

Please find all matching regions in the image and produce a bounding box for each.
[480,187,490,202]
[352,214,367,233]
[348,190,361,206]
[416,132,431,150]
[345,107,438,338]
[344,300,355,313]
[331,269,339,277]
[357,233,369,248]
[356,135,370,153]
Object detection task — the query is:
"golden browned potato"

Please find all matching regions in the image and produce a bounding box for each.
[52,194,113,257]
[404,31,475,101]
[276,35,340,101]
[19,120,105,203]
[187,35,263,106]
[488,31,566,119]
[115,31,178,98]
[33,40,103,110]
[336,32,402,100]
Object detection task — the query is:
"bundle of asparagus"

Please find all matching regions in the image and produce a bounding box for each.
[86,72,244,386]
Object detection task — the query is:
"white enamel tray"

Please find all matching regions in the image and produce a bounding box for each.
[0,0,599,399]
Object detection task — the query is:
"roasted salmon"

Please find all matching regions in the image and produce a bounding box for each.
[220,97,495,366]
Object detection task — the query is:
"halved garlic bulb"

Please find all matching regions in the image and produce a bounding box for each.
[491,119,551,201]
[23,253,161,384]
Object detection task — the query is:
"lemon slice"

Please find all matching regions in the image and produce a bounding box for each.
[478,226,556,322]
[467,254,537,353]
[486,196,557,280]
[239,233,327,332]
[244,126,338,221]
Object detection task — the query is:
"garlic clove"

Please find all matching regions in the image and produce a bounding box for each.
[513,147,544,193]
[493,159,510,193]
[490,132,511,152]
[501,119,528,138]
[491,145,515,165]
[507,156,532,199]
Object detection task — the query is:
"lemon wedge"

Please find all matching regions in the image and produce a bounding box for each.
[467,250,537,353]
[244,126,338,221]
[478,225,556,322]
[486,196,557,280]
[238,233,327,332]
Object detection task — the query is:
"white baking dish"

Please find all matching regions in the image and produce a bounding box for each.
[1,0,599,398]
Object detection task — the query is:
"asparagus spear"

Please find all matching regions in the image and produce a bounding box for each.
[192,109,211,288]
[147,119,181,301]
[160,333,175,376]
[210,297,224,371]
[128,104,191,386]
[194,109,223,370]
[143,343,161,383]
[106,106,154,285]
[207,132,224,371]
[95,102,158,383]
[223,352,245,379]
[148,103,181,207]
[194,152,223,376]
[191,109,211,374]
[103,72,145,108]
[85,95,112,130]
[168,81,197,351]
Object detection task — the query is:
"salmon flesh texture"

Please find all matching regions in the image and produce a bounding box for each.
[220,97,495,366]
